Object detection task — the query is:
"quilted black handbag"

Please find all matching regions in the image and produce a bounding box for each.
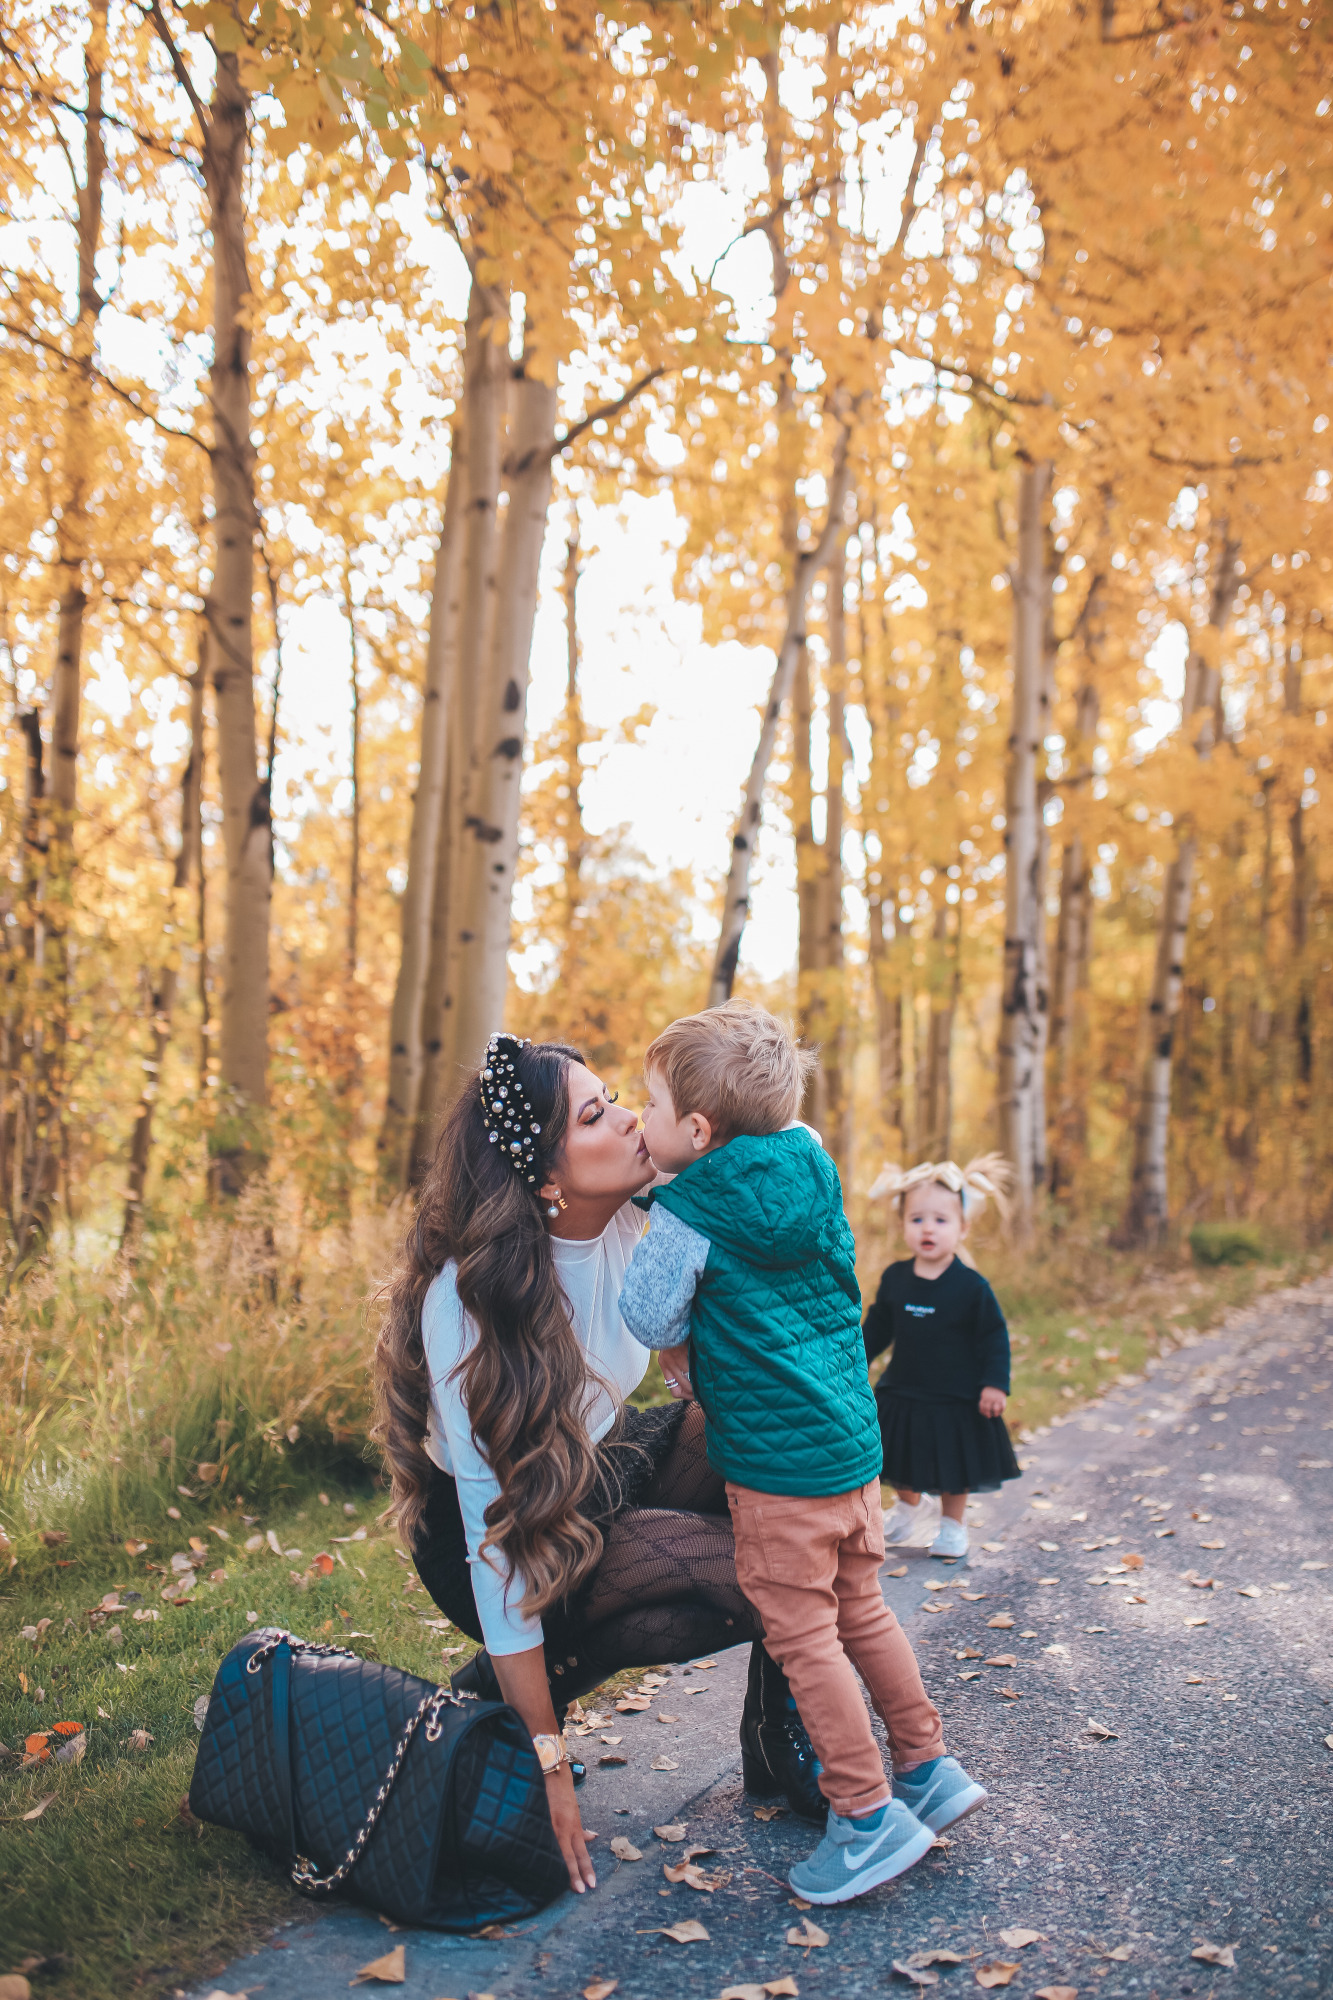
[189,1627,568,1930]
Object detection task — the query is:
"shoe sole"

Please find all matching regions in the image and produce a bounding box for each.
[916,1781,988,1833]
[789,1821,935,1905]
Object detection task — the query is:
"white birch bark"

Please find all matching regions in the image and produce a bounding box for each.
[412,287,507,1167]
[448,367,559,1073]
[1121,529,1241,1243]
[200,52,269,1189]
[708,423,852,1007]
[996,458,1052,1229]
[377,412,468,1193]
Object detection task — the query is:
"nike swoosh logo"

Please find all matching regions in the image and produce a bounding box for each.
[842,1826,899,1870]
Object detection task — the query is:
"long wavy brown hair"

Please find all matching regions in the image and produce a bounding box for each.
[372,1043,609,1618]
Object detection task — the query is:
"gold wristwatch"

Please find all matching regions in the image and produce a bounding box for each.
[532,1730,570,1775]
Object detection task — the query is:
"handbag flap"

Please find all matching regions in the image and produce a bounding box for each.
[287,1645,447,1922]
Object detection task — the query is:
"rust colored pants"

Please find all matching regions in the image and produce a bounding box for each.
[727,1478,945,1819]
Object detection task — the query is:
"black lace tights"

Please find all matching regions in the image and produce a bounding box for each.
[545,1402,763,1684]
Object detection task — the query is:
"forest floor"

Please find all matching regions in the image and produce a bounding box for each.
[2,1255,1331,1998]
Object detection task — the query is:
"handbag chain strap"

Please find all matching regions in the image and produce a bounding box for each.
[244,1626,476,1896]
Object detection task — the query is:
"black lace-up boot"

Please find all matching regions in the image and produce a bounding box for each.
[739,1643,825,1822]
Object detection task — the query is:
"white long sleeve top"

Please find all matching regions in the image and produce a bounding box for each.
[421,1202,650,1656]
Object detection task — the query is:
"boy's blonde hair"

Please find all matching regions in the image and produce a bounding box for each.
[644,999,816,1141]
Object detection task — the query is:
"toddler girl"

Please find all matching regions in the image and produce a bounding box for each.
[864,1157,1020,1560]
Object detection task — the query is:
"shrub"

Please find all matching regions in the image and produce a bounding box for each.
[1189,1221,1266,1267]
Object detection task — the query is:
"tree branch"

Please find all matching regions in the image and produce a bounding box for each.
[531,364,668,472]
[0,317,208,450]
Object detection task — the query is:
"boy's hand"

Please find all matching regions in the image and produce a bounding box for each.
[659,1342,694,1401]
[979,1386,1007,1418]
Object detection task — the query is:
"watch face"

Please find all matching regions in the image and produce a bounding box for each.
[534,1734,561,1773]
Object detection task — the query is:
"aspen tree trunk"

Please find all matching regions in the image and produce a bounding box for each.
[378,413,469,1194]
[3,714,45,1253]
[1049,677,1100,1196]
[1120,531,1242,1245]
[121,663,204,1251]
[15,5,106,1262]
[412,286,507,1176]
[449,364,559,1073]
[344,572,362,984]
[559,523,588,956]
[922,900,957,1160]
[708,427,852,1005]
[202,52,269,1194]
[861,524,904,1146]
[996,459,1053,1231]
[800,542,849,1166]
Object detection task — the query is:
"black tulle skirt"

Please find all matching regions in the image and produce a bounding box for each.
[876,1387,1021,1496]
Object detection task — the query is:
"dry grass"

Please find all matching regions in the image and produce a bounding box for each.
[0,1183,400,1554]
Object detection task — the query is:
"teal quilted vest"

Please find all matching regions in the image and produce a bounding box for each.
[638,1129,882,1497]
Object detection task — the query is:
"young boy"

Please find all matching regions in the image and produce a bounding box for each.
[618,999,987,1905]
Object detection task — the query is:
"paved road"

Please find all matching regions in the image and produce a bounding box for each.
[192,1279,1333,2000]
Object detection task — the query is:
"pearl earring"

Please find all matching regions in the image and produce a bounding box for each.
[547,1201,560,1218]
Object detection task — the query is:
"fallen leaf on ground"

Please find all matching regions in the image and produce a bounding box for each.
[958,1670,981,1681]
[244,1534,264,1554]
[639,1920,710,1943]
[754,1804,785,1821]
[266,1530,284,1557]
[892,1966,938,1988]
[600,1734,623,1744]
[657,1713,680,1724]
[1324,1734,1333,1750]
[986,1615,1015,1629]
[22,1795,56,1821]
[663,1860,726,1892]
[1103,1945,1131,1962]
[985,1654,1017,1668]
[885,1565,908,1577]
[999,1688,1022,1701]
[127,1728,154,1750]
[692,1659,717,1669]
[924,1579,948,1591]
[909,1953,965,1968]
[998,1929,1046,1949]
[1198,1540,1226,1550]
[1121,1553,1144,1570]
[310,1553,335,1577]
[956,1648,984,1659]
[1186,1674,1206,1685]
[1044,1644,1071,1658]
[981,1541,1005,1552]
[582,1981,617,2000]
[786,1918,829,1950]
[1034,1988,1079,1999]
[193,1694,210,1732]
[1191,1944,1236,1968]
[617,1696,651,1712]
[349,1944,406,1984]
[651,1755,679,1771]
[1039,1541,1060,1552]
[610,1837,641,1861]
[38,1530,69,1548]
[974,1963,1020,1988]
[1236,1587,1262,1599]
[959,1592,988,1601]
[1084,1720,1118,1740]
[598,1753,627,1766]
[1037,1578,1059,1587]
[1183,1617,1210,1627]
[761,1979,799,1995]
[654,1822,687,1841]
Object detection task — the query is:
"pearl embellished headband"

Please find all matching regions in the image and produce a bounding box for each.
[479,1033,544,1184]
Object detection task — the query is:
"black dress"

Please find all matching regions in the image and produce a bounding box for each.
[863,1256,1021,1496]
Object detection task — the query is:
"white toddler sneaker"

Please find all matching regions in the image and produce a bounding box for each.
[928,1516,969,1559]
[883,1497,933,1545]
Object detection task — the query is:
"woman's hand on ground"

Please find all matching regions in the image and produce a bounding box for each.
[979,1385,1007,1418]
[546,1764,597,1893]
